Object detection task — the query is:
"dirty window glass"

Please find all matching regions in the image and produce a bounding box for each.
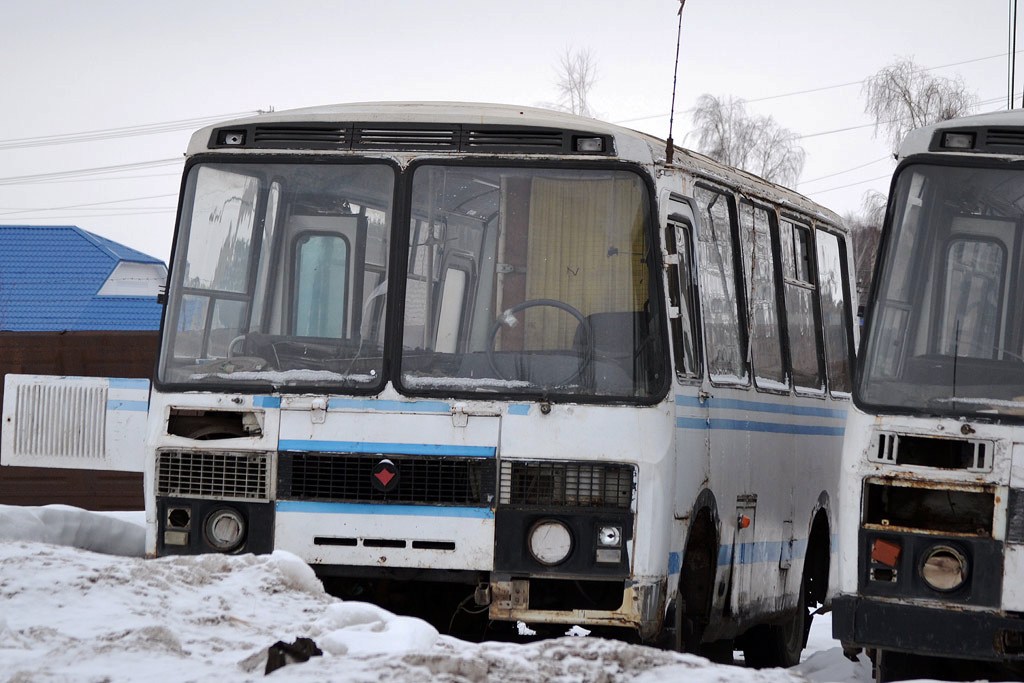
[695,186,747,384]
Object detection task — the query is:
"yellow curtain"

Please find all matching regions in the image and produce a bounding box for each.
[523,177,645,348]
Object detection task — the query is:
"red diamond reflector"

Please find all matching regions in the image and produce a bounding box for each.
[370,459,399,492]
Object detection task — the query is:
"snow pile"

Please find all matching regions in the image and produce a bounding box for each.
[0,504,880,682]
[0,503,145,556]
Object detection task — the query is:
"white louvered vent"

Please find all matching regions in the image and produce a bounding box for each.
[13,382,107,459]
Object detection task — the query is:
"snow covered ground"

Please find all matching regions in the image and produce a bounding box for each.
[0,504,897,682]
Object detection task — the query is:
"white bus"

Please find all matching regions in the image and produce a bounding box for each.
[3,103,855,664]
[832,110,1024,681]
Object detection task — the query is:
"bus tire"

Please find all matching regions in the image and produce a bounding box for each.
[678,511,733,664]
[742,511,828,668]
[741,575,806,668]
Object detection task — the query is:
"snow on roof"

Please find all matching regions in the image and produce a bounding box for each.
[0,225,166,332]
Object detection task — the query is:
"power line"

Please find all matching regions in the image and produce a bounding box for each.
[0,193,178,218]
[0,111,261,151]
[799,156,892,186]
[16,172,183,185]
[0,159,182,186]
[0,209,174,221]
[806,173,893,195]
[614,50,1024,125]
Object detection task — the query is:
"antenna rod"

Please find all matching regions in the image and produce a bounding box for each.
[666,0,687,164]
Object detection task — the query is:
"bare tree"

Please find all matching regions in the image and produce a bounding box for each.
[690,94,806,187]
[844,190,887,300]
[863,57,977,152]
[554,47,598,117]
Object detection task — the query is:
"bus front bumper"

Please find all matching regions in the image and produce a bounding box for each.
[832,594,1024,662]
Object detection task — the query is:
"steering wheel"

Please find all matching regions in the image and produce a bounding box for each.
[486,299,593,386]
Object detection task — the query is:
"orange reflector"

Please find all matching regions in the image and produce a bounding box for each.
[871,538,901,567]
[738,514,751,529]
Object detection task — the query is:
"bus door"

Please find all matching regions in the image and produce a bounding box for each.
[666,196,711,521]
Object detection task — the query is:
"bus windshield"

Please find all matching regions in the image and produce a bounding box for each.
[400,165,661,399]
[159,161,396,388]
[859,161,1024,421]
[158,161,663,399]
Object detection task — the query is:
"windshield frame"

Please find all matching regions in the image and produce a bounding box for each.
[854,153,1024,424]
[156,153,400,395]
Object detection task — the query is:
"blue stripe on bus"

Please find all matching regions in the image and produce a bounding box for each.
[276,500,494,519]
[278,439,496,457]
[254,396,281,408]
[717,541,807,567]
[675,395,847,420]
[673,540,811,574]
[327,398,452,413]
[675,417,845,436]
[107,399,148,412]
[508,404,531,416]
[108,378,150,390]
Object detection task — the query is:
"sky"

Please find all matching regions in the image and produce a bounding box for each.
[0,504,877,682]
[0,0,1019,262]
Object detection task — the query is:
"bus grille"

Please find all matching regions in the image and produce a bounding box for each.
[156,451,270,501]
[498,461,634,509]
[278,453,496,506]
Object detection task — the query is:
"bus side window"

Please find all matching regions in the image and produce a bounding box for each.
[694,186,748,384]
[666,219,701,380]
[738,201,785,388]
[781,219,823,391]
[816,229,853,395]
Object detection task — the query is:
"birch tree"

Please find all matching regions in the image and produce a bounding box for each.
[863,57,977,152]
[554,47,598,117]
[690,94,806,187]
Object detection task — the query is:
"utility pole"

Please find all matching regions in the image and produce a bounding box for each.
[1011,0,1018,109]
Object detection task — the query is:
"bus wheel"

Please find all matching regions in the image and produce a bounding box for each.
[677,513,733,664]
[741,573,808,668]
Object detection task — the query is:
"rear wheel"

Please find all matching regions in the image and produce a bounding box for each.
[742,508,829,669]
[741,577,808,668]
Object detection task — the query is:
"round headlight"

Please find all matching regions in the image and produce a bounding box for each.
[598,525,622,547]
[204,508,246,552]
[920,545,968,592]
[528,520,573,566]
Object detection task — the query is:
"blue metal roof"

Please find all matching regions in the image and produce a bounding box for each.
[0,225,166,332]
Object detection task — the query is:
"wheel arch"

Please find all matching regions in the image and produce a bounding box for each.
[804,490,833,607]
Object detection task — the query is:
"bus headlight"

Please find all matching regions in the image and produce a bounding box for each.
[920,544,968,592]
[204,507,246,552]
[527,519,573,566]
[598,525,622,547]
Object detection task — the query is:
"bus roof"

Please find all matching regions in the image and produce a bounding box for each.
[186,101,842,229]
[899,109,1024,159]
